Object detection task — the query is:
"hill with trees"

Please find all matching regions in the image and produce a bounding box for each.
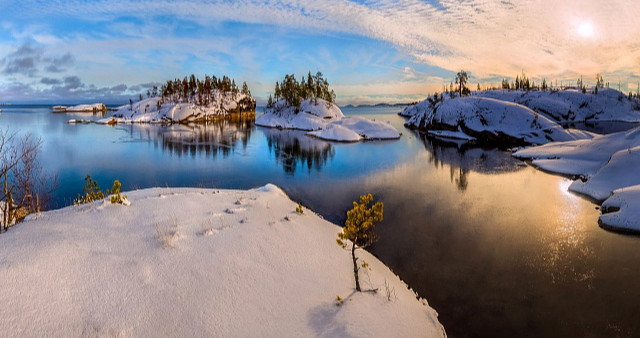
[99,75,256,124]
[257,72,400,142]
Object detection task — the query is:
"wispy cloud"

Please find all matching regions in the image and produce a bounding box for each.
[2,0,639,103]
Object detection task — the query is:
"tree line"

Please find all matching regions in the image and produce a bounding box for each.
[139,74,255,111]
[266,71,336,110]
[421,71,640,109]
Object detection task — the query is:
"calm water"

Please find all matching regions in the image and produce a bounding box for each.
[2,105,640,337]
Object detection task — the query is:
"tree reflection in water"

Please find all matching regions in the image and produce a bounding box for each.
[117,114,255,158]
[262,128,335,174]
[415,131,527,190]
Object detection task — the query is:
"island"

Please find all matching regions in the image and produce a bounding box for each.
[52,103,108,113]
[0,184,445,337]
[402,96,595,146]
[97,75,256,124]
[256,72,401,142]
[401,79,640,146]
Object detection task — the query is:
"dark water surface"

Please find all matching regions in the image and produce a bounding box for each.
[2,105,640,337]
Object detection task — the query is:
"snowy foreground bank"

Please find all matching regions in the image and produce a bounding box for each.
[0,185,444,337]
[515,127,640,232]
[256,99,401,142]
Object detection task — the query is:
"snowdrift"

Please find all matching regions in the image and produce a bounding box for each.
[256,99,401,142]
[0,185,445,337]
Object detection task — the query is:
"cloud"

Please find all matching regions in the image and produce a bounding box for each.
[44,53,75,72]
[3,0,640,101]
[0,77,169,103]
[40,77,61,85]
[2,42,42,76]
[63,75,82,89]
[110,84,128,92]
[1,42,75,76]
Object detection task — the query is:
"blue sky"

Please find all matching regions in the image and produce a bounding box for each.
[1,0,639,105]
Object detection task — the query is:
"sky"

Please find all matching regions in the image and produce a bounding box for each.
[1,0,639,105]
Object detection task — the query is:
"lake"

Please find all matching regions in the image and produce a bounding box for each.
[2,104,640,337]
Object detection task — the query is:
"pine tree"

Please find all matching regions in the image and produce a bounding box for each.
[455,70,469,96]
[241,81,250,96]
[336,194,384,292]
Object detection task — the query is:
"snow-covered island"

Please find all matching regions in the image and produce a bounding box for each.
[52,103,107,113]
[402,96,594,146]
[0,184,445,337]
[256,72,400,142]
[401,87,640,146]
[514,127,640,233]
[97,75,256,124]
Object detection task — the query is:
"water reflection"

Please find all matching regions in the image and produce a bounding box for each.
[530,179,596,288]
[262,128,334,174]
[116,118,254,158]
[416,131,526,190]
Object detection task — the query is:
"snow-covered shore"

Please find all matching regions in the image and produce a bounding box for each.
[97,94,255,124]
[52,103,107,113]
[403,97,594,146]
[256,99,401,142]
[0,185,445,337]
[514,127,640,232]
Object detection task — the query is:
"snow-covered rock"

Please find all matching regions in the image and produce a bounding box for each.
[97,93,255,125]
[514,127,640,181]
[599,185,640,233]
[0,185,445,337]
[256,99,401,142]
[404,97,595,146]
[53,103,107,113]
[474,88,640,123]
[307,123,362,142]
[514,127,640,233]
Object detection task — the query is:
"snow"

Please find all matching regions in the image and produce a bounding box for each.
[599,185,640,232]
[404,97,595,146]
[514,127,640,232]
[0,185,445,337]
[427,128,476,141]
[256,99,401,142]
[514,127,640,180]
[474,88,640,122]
[307,123,363,142]
[98,93,253,124]
[58,103,107,112]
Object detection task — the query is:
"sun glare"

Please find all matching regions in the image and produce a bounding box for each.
[576,21,596,38]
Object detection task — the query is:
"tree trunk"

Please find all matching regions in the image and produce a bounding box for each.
[351,241,361,292]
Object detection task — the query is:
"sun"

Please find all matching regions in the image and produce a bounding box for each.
[576,21,596,39]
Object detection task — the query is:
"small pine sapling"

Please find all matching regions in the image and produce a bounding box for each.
[337,194,383,292]
[296,202,304,214]
[73,175,105,205]
[109,180,128,205]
